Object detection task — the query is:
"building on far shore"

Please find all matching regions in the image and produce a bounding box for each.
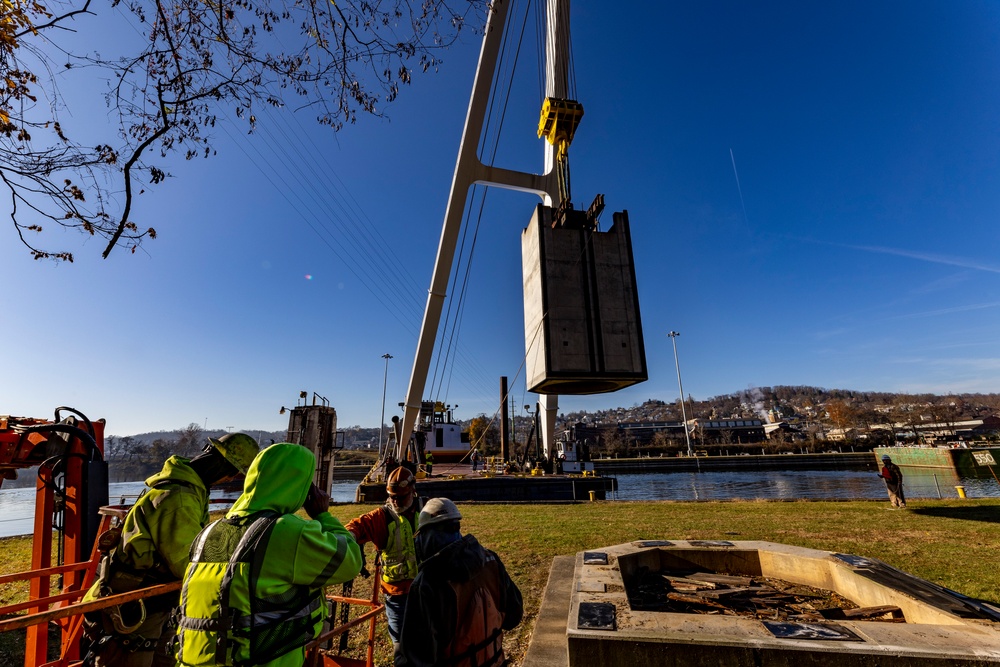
[869,416,1000,444]
[690,418,766,444]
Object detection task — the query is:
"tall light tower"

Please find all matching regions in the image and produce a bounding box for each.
[379,353,393,457]
[667,331,693,458]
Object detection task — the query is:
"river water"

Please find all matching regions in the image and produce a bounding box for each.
[605,469,1000,502]
[0,470,996,538]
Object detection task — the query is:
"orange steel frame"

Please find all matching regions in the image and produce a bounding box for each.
[0,415,107,667]
[307,561,384,667]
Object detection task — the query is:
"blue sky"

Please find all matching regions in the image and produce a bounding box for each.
[3,0,1000,436]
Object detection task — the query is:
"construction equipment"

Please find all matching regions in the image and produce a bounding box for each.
[0,407,109,666]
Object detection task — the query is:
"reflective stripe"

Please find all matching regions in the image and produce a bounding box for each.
[307,534,350,588]
[177,616,229,631]
[233,595,321,628]
[177,599,317,632]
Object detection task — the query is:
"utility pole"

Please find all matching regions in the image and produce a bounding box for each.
[379,353,393,458]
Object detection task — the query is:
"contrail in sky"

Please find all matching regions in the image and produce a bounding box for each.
[884,301,1000,320]
[783,235,1000,274]
[730,148,750,227]
[843,242,1000,274]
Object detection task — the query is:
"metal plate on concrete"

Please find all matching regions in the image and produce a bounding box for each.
[833,553,876,568]
[578,602,616,631]
[763,621,862,641]
[583,551,609,565]
[577,581,606,593]
[689,540,735,548]
[634,540,674,548]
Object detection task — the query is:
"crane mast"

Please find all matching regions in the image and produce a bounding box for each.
[396,0,645,463]
[396,0,573,460]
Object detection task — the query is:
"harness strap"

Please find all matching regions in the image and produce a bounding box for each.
[216,513,279,665]
[442,627,504,667]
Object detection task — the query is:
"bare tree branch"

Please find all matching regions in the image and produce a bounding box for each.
[2,0,488,261]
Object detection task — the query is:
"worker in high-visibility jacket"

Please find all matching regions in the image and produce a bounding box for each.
[82,433,259,667]
[344,466,421,648]
[175,443,362,667]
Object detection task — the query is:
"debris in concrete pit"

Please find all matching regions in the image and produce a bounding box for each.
[627,568,905,623]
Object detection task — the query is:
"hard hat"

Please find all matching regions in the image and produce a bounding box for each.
[386,467,416,494]
[881,455,891,461]
[417,497,462,533]
[207,433,260,475]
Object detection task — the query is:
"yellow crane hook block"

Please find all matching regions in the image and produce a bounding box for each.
[538,97,585,155]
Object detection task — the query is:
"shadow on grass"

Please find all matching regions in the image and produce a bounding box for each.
[910,506,1000,523]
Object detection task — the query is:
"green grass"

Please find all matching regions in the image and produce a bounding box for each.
[4,499,1000,666]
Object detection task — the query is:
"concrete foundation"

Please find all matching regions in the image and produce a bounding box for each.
[524,540,1000,666]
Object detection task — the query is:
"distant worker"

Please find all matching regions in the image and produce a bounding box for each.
[82,433,259,667]
[344,467,422,649]
[879,454,906,508]
[382,454,398,481]
[395,498,523,667]
[424,451,434,476]
[470,449,479,472]
[176,443,363,667]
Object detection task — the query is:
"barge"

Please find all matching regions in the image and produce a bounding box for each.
[354,469,616,503]
[874,445,1000,479]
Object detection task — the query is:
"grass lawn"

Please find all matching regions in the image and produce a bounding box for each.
[3,498,999,666]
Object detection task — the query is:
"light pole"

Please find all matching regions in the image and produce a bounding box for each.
[379,353,393,458]
[667,331,693,458]
[524,404,539,461]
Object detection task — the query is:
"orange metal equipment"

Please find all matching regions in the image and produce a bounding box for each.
[0,408,109,666]
[306,561,384,667]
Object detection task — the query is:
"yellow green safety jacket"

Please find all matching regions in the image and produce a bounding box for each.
[176,444,362,667]
[381,506,418,586]
[82,457,209,607]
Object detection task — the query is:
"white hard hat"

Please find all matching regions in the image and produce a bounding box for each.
[417,497,462,532]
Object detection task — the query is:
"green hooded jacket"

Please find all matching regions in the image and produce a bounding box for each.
[83,456,209,604]
[177,443,362,667]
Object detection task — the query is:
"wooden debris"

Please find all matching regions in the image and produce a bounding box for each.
[821,605,904,620]
[666,592,729,610]
[626,567,907,624]
[664,576,716,592]
[690,572,754,586]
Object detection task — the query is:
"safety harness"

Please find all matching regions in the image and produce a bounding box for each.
[176,511,324,666]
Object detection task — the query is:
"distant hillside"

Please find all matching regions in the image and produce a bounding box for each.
[557,386,1000,426]
[88,386,1000,483]
[124,428,286,446]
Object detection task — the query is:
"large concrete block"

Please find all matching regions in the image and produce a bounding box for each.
[521,204,647,395]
